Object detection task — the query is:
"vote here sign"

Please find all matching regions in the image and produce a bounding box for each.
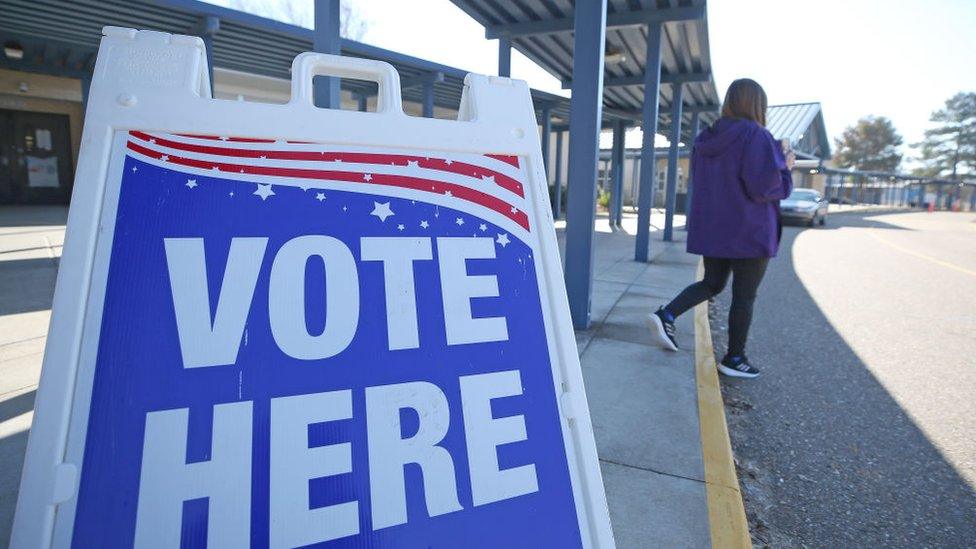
[62,131,585,547]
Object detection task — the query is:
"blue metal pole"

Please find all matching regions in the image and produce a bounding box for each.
[554,130,564,219]
[563,0,607,329]
[422,81,435,118]
[635,21,663,262]
[81,71,92,113]
[610,119,626,227]
[498,37,512,77]
[540,105,552,182]
[663,84,684,241]
[313,0,341,109]
[682,111,700,230]
[196,16,219,93]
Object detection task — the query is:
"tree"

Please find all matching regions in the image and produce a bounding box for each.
[914,92,976,180]
[228,0,369,40]
[833,116,903,172]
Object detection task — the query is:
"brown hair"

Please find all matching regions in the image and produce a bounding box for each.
[720,78,767,127]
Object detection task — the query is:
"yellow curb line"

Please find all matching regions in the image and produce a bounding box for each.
[694,260,751,548]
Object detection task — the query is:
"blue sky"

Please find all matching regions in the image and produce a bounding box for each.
[210,0,976,163]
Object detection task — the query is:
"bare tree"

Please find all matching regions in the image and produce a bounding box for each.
[227,0,368,40]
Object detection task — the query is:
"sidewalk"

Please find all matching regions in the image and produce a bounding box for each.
[0,207,724,548]
[556,211,715,547]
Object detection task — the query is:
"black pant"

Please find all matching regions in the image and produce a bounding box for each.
[664,256,770,358]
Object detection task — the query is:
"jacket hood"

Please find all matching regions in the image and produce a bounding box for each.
[694,117,761,157]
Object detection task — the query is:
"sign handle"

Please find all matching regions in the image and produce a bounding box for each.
[288,52,404,116]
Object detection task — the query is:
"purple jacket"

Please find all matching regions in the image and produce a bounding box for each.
[686,117,793,258]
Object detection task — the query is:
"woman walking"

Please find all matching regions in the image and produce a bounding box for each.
[647,79,794,379]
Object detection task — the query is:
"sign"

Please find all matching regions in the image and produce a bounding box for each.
[13,27,613,548]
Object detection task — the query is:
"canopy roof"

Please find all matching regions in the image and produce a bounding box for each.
[448,0,721,139]
[0,0,626,126]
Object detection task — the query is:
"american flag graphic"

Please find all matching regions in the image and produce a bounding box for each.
[124,131,533,240]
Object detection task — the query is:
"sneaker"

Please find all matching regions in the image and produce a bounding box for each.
[647,307,679,351]
[718,356,760,379]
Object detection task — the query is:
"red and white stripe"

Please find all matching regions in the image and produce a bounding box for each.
[125,131,531,236]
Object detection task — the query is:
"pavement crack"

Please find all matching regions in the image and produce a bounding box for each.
[598,457,706,485]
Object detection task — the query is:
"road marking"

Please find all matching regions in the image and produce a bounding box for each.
[869,231,976,278]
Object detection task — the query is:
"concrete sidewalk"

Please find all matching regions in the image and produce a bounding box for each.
[555,213,712,548]
[0,207,715,547]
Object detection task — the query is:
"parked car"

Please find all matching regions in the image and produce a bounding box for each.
[780,188,829,226]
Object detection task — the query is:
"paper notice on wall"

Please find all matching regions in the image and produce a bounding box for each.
[36,129,53,151]
[26,156,60,188]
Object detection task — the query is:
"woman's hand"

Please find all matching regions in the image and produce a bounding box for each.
[785,151,796,170]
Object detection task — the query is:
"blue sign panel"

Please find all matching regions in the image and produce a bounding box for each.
[70,133,582,548]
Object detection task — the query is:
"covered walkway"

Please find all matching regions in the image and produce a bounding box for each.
[450,0,720,328]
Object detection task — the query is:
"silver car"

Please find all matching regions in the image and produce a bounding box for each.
[780,187,829,226]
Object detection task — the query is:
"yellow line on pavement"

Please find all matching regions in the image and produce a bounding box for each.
[869,231,976,278]
[694,260,751,549]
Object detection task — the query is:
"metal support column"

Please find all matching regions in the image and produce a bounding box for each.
[498,37,512,77]
[563,0,607,329]
[197,16,219,91]
[313,0,341,109]
[935,184,943,210]
[540,105,552,182]
[970,188,976,211]
[663,84,684,241]
[81,72,92,113]
[422,81,435,118]
[852,176,860,204]
[682,111,700,229]
[610,119,626,227]
[635,21,663,261]
[554,130,564,219]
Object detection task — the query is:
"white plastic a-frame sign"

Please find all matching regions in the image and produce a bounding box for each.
[12,27,615,548]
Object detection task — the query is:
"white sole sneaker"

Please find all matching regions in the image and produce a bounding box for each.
[717,364,760,379]
[647,314,679,352]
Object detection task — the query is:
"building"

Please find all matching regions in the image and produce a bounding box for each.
[766,102,832,192]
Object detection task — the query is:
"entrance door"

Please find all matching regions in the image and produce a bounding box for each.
[0,109,74,204]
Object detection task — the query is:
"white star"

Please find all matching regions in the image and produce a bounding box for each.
[371,201,394,222]
[420,220,429,228]
[397,224,405,231]
[444,159,454,165]
[131,166,137,172]
[211,166,220,172]
[481,175,495,185]
[335,158,343,163]
[297,182,310,191]
[496,233,510,247]
[363,173,373,182]
[259,155,267,159]
[149,138,156,144]
[511,206,518,214]
[253,183,275,200]
[315,192,326,202]
[185,179,197,189]
[160,154,169,162]
[479,223,487,232]
[444,190,453,197]
[342,206,348,211]
[219,136,229,141]
[229,191,234,196]
[455,217,464,226]
[407,160,419,169]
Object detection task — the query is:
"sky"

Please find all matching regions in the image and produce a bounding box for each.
[208,0,976,163]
